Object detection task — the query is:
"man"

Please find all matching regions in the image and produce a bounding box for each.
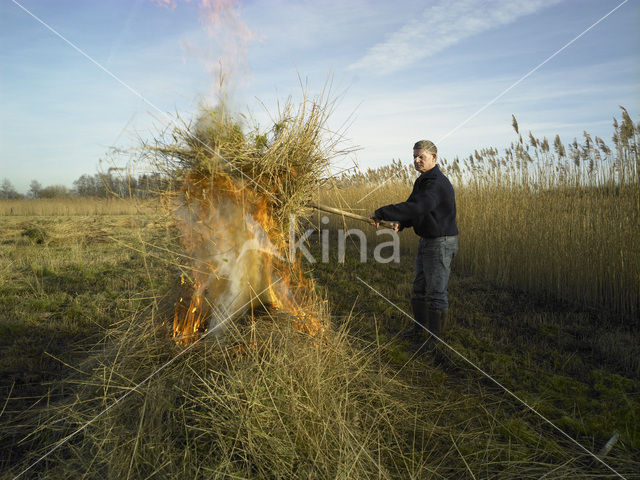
[369,140,458,345]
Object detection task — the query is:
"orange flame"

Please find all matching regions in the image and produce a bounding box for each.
[172,172,324,345]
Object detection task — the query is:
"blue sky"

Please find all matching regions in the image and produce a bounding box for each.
[1,0,638,193]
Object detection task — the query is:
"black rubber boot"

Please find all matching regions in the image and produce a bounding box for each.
[429,310,442,337]
[408,299,428,341]
[427,310,450,338]
[440,310,448,336]
[431,311,451,363]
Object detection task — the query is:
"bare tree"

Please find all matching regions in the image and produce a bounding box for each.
[29,180,42,199]
[0,178,21,199]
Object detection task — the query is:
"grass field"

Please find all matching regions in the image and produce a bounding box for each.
[0,206,638,479]
[1,108,637,479]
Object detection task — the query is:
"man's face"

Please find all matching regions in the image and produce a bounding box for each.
[413,148,436,173]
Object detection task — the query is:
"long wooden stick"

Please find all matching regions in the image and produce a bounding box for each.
[310,203,396,229]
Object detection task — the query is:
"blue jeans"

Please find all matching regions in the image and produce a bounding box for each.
[412,236,458,312]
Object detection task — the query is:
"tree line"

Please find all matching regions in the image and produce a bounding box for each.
[0,172,169,200]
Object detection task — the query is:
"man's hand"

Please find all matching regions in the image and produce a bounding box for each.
[369,214,401,232]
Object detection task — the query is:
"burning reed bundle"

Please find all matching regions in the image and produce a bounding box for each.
[149,95,346,343]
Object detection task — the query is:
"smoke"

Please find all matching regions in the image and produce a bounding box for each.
[151,0,256,98]
[173,187,274,335]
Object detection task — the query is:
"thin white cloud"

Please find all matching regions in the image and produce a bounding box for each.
[326,57,637,175]
[349,0,563,74]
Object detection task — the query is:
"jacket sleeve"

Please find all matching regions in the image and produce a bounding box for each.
[374,188,439,226]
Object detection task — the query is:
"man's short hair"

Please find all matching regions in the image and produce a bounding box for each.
[413,140,437,154]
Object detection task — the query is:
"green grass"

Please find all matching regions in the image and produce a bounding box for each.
[0,215,174,471]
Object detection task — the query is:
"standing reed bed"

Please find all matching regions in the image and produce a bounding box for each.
[318,108,639,321]
[0,198,155,216]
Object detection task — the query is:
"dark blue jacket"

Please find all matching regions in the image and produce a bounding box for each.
[374,165,458,239]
